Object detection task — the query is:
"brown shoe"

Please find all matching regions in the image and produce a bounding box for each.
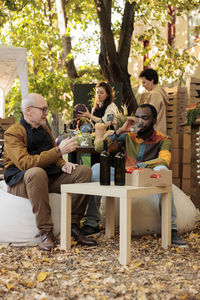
[71,224,97,247]
[39,231,55,251]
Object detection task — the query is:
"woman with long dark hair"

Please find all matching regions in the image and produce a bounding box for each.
[77,82,119,129]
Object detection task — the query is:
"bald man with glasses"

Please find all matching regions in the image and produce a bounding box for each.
[3,93,97,251]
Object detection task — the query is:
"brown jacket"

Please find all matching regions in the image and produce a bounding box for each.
[4,122,66,171]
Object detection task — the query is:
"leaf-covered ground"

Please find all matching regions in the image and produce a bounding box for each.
[0,219,200,300]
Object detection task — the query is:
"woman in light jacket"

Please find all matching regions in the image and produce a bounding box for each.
[77,81,119,130]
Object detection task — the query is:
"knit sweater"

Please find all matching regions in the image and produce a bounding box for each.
[95,130,171,169]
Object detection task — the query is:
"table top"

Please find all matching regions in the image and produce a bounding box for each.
[75,146,97,154]
[61,182,171,198]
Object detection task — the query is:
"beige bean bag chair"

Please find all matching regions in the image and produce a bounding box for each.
[0,180,198,245]
[100,184,198,235]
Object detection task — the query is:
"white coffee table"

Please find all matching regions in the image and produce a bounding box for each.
[60,182,172,265]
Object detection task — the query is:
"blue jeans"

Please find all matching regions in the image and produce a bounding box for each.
[84,164,177,230]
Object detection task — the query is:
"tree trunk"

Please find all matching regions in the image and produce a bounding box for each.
[56,0,78,80]
[51,110,60,138]
[55,0,79,135]
[95,0,138,115]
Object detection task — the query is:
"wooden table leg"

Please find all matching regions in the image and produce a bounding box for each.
[105,196,115,238]
[119,194,131,265]
[60,192,71,250]
[76,152,82,164]
[161,191,171,248]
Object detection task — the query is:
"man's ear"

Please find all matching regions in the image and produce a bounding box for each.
[25,107,31,116]
[153,118,157,125]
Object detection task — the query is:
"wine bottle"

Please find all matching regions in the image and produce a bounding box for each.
[100,139,111,185]
[114,141,125,186]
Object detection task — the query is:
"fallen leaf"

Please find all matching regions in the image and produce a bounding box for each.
[37,272,48,282]
[71,240,78,246]
[175,248,184,254]
[90,272,102,279]
[192,264,199,270]
[42,258,50,262]
[27,281,34,288]
[22,261,32,268]
[6,283,14,290]
[189,232,199,240]
[132,261,144,268]
[103,277,116,285]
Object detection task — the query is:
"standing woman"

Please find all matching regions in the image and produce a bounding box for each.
[139,68,169,134]
[77,82,119,129]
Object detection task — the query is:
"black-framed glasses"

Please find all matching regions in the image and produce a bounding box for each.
[29,106,49,113]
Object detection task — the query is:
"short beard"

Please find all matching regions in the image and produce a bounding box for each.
[137,122,154,139]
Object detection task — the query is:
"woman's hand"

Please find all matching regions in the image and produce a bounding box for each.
[76,107,91,119]
[61,162,78,174]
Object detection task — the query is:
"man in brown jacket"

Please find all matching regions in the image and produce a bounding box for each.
[4,93,97,250]
[139,68,169,134]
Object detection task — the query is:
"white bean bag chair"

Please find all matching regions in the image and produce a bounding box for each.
[0,180,61,246]
[0,180,198,245]
[100,184,199,235]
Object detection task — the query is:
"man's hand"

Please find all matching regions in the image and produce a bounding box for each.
[117,117,137,135]
[59,136,78,155]
[61,162,78,174]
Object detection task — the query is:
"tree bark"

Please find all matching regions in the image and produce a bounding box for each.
[51,110,60,138]
[94,0,138,114]
[56,0,78,79]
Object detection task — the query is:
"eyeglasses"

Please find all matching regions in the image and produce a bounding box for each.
[29,106,49,113]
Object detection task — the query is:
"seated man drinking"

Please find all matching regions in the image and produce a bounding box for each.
[81,104,186,247]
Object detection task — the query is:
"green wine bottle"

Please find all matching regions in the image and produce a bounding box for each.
[100,139,111,185]
[114,141,125,186]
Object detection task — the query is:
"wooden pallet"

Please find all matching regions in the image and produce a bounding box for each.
[171,147,182,164]
[167,116,185,132]
[189,85,200,97]
[165,87,187,133]
[182,163,191,179]
[0,117,16,176]
[165,86,186,94]
[182,178,191,195]
[165,87,188,190]
[167,104,186,117]
[186,77,200,104]
[0,117,16,131]
[186,77,200,84]
[172,177,181,188]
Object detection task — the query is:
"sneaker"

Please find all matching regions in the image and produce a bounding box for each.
[171,230,187,247]
[80,225,100,237]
